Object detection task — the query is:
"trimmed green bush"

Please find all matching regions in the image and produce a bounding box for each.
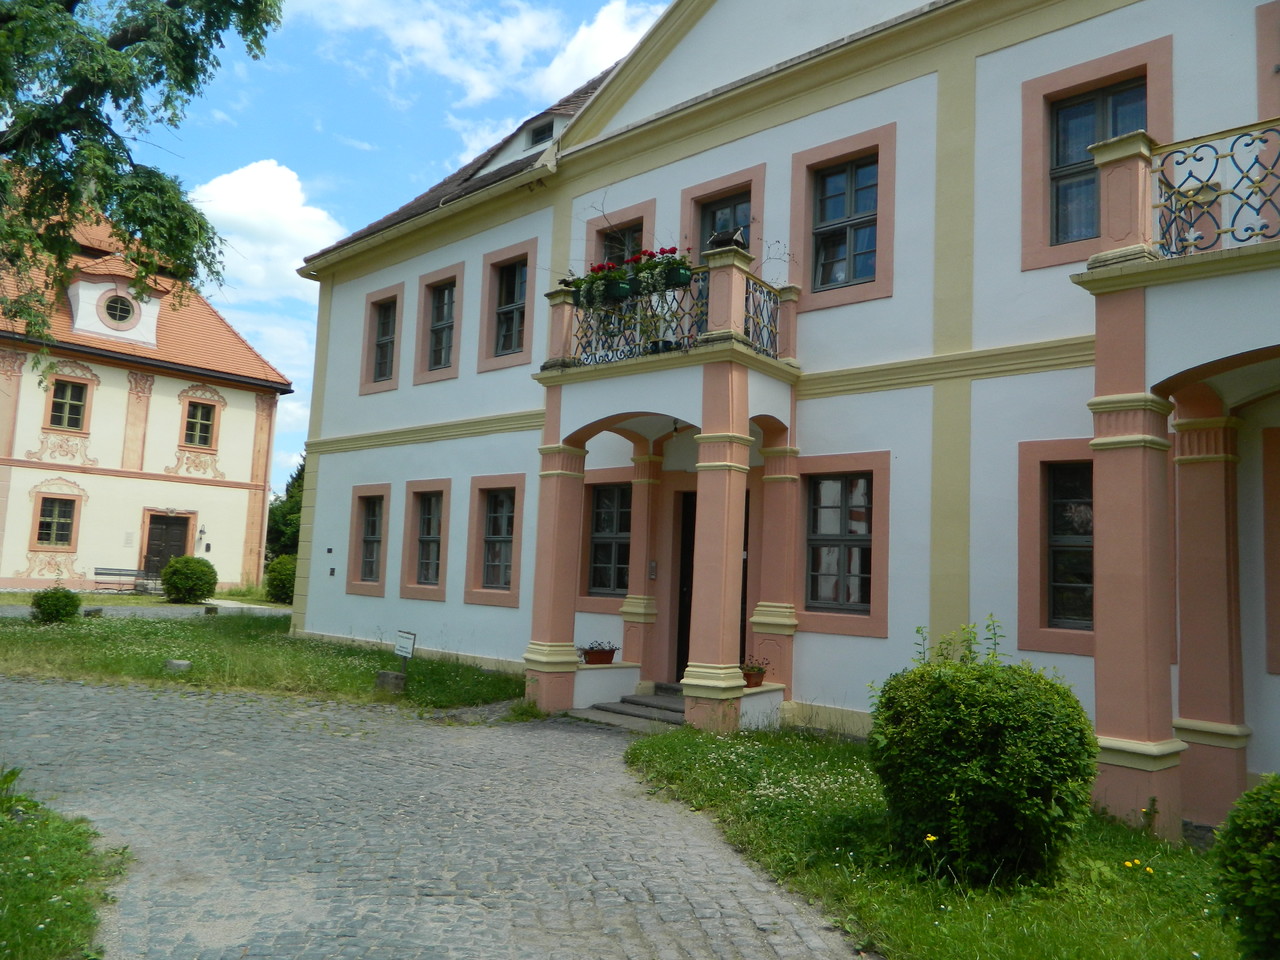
[1215,773,1280,959]
[30,585,81,623]
[869,618,1097,885]
[264,554,296,604]
[160,555,218,603]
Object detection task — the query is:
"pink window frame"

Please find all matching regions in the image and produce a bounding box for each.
[346,483,391,597]
[793,451,890,638]
[477,240,537,373]
[359,283,405,395]
[400,479,451,601]
[464,473,525,607]
[414,264,464,385]
[30,493,85,554]
[1019,36,1173,272]
[576,466,634,615]
[680,165,765,265]
[788,123,896,313]
[1016,438,1096,655]
[584,200,656,269]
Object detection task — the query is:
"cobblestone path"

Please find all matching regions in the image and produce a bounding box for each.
[0,679,854,959]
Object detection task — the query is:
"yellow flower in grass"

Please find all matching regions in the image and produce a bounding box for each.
[1145,866,1154,874]
[925,834,937,843]
[1124,861,1133,868]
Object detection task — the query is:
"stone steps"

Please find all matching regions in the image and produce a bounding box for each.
[568,684,687,731]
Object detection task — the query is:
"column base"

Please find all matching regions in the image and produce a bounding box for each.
[523,641,580,713]
[1175,718,1252,825]
[1094,736,1186,840]
[685,696,742,732]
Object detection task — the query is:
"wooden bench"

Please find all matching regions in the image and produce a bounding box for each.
[93,568,147,592]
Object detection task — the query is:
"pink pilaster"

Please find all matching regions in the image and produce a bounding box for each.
[1089,391,1182,837]
[748,444,800,695]
[621,453,661,668]
[682,362,750,731]
[523,442,587,711]
[543,288,576,364]
[1087,131,1156,265]
[701,246,753,341]
[775,285,800,361]
[1173,409,1249,825]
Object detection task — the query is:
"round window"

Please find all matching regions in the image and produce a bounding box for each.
[104,295,134,324]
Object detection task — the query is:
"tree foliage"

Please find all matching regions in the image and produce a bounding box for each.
[0,0,282,341]
[266,454,304,560]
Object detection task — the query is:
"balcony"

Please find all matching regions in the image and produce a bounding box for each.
[1153,119,1280,257]
[541,247,796,372]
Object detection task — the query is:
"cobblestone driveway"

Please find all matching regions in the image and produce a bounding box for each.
[0,679,854,959]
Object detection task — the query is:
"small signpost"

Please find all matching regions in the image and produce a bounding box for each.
[376,630,417,695]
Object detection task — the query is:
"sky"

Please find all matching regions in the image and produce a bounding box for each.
[128,0,671,494]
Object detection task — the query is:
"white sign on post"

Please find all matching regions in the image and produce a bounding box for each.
[395,630,417,659]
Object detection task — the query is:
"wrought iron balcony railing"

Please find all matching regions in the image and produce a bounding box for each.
[1153,121,1280,257]
[568,265,784,366]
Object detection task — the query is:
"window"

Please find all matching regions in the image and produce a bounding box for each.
[372,300,396,380]
[346,483,391,596]
[701,192,751,252]
[494,262,525,357]
[360,283,404,393]
[36,497,76,547]
[401,480,450,601]
[529,119,553,147]
[415,490,444,585]
[1016,439,1094,655]
[482,489,516,589]
[1046,462,1094,628]
[602,224,643,266]
[790,125,896,311]
[813,158,877,290]
[478,241,536,372]
[48,380,87,431]
[104,295,133,324]
[1050,82,1146,245]
[1020,37,1172,270]
[588,484,631,596]
[465,474,524,606]
[806,474,873,612]
[183,402,215,447]
[429,283,455,371]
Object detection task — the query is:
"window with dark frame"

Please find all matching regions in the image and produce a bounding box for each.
[529,119,553,146]
[1050,80,1146,245]
[371,299,396,381]
[813,156,878,290]
[806,474,873,612]
[183,402,215,447]
[482,489,516,589]
[601,224,642,265]
[36,497,75,547]
[428,282,455,370]
[49,380,86,430]
[700,192,751,256]
[1047,462,1093,629]
[588,484,631,596]
[360,496,383,582]
[494,262,526,356]
[416,490,443,586]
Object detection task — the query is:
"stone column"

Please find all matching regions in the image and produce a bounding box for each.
[682,362,750,731]
[542,288,577,366]
[774,284,800,362]
[700,246,754,343]
[1172,413,1250,825]
[621,453,661,670]
[748,444,800,694]
[1087,131,1159,269]
[523,443,587,711]
[1089,391,1183,838]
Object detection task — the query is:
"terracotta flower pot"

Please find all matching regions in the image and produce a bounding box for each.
[743,670,765,688]
[582,649,616,665]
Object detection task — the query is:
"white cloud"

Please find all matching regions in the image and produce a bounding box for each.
[445,113,519,166]
[191,160,346,306]
[335,134,377,152]
[210,108,235,125]
[531,1,667,103]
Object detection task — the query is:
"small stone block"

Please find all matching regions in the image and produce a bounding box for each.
[165,660,193,673]
[83,607,104,618]
[203,605,219,615]
[375,671,406,694]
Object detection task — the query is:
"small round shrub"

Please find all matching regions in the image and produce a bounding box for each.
[30,585,81,623]
[160,555,218,603]
[1215,774,1280,959]
[264,554,297,604]
[869,619,1097,885]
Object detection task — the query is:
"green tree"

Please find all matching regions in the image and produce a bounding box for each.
[266,454,304,560]
[0,0,282,341]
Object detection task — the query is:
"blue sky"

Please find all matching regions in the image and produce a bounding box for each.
[129,0,670,493]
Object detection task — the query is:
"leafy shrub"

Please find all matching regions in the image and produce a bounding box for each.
[264,554,297,604]
[30,585,81,623]
[869,618,1097,885]
[1215,774,1280,959]
[160,555,218,603]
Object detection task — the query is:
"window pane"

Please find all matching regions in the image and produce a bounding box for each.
[1054,99,1097,166]
[816,171,847,223]
[1109,85,1146,137]
[815,233,848,287]
[1051,583,1094,624]
[1053,173,1098,244]
[853,161,878,214]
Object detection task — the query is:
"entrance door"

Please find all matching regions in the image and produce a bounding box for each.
[675,492,696,680]
[144,516,190,578]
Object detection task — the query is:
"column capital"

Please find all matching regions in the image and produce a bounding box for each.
[538,443,588,457]
[1090,392,1173,451]
[1087,393,1174,416]
[682,662,746,699]
[1096,736,1187,771]
[695,432,753,446]
[749,602,798,636]
[1174,717,1252,749]
[619,594,657,623]
[523,641,581,672]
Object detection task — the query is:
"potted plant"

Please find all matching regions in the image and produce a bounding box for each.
[632,247,693,294]
[578,640,619,665]
[740,654,769,688]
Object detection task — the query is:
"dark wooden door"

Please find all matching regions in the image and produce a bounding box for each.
[144,516,189,578]
[675,492,696,680]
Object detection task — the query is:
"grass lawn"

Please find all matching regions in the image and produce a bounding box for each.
[626,727,1237,960]
[0,614,525,710]
[0,588,289,609]
[0,766,128,960]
